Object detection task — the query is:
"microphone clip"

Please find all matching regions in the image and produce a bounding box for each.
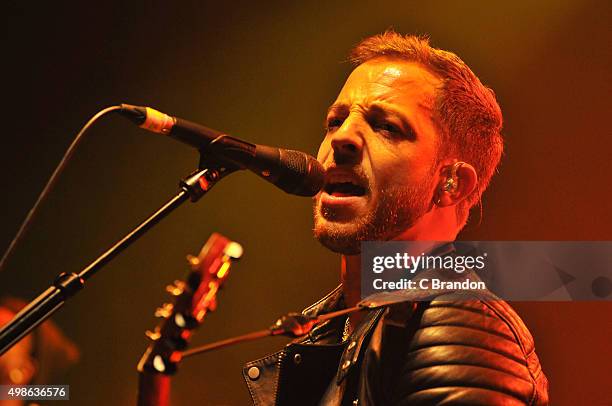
[181,159,239,203]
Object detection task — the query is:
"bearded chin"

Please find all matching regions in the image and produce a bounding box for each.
[313,210,374,255]
[313,184,433,255]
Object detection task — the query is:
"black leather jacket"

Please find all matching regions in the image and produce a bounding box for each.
[243,282,549,405]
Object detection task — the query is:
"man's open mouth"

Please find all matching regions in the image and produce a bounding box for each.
[323,182,367,197]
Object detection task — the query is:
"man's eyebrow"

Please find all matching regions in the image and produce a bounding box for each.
[326,103,349,116]
[324,101,420,137]
[323,104,349,128]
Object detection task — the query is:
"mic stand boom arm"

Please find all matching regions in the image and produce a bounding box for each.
[0,163,234,356]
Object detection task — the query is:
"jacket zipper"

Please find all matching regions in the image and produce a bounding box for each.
[273,349,288,405]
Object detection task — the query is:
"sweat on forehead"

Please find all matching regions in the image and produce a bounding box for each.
[361,57,441,80]
[336,59,440,111]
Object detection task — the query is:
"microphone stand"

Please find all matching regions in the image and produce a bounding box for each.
[0,162,235,356]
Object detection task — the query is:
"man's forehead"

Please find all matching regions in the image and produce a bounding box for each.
[375,65,403,86]
[335,58,440,107]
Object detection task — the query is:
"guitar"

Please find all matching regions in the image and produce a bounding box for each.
[137,233,243,406]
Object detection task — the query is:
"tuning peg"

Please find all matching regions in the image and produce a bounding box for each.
[224,242,243,260]
[173,312,187,328]
[155,303,173,319]
[166,280,185,296]
[186,254,200,269]
[145,329,161,341]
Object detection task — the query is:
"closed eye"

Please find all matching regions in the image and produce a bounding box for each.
[367,104,416,141]
[373,121,400,134]
[325,117,344,132]
[370,120,406,139]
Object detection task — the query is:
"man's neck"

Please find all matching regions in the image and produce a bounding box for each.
[338,209,459,333]
[341,210,458,309]
[341,255,362,309]
[341,254,364,332]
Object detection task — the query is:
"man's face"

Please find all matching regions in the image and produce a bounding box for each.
[313,58,442,254]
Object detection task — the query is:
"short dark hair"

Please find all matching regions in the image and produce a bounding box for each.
[350,31,503,225]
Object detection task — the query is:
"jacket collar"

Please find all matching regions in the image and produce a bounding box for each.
[300,284,346,344]
[297,284,386,382]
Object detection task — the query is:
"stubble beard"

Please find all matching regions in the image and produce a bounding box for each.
[313,176,435,255]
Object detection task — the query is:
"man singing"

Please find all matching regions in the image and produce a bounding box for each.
[243,31,549,405]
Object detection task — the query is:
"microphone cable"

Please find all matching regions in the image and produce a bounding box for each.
[0,105,121,272]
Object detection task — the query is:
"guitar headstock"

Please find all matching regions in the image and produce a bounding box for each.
[138,233,242,375]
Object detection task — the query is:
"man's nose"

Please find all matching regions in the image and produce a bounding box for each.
[330,118,364,165]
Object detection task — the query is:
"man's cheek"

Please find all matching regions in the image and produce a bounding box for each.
[316,138,334,163]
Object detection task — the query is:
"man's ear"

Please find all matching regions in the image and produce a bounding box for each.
[434,161,478,207]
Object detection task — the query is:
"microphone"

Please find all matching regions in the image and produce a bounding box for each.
[117,104,324,196]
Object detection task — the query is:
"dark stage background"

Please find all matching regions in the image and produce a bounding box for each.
[1,1,610,405]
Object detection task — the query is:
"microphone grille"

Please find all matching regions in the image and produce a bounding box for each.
[279,150,325,196]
